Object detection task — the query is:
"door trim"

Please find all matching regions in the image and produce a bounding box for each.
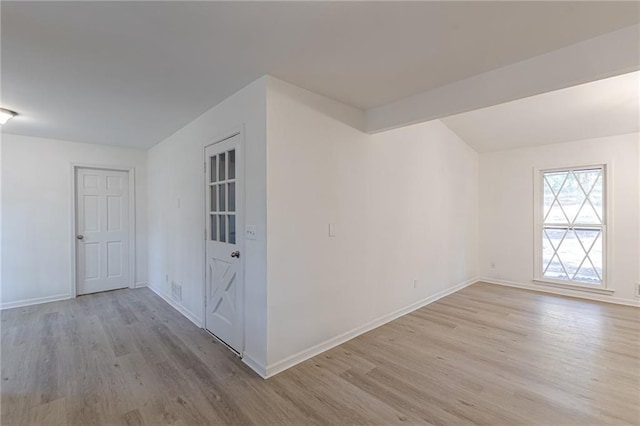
[70,163,136,297]
[202,125,246,357]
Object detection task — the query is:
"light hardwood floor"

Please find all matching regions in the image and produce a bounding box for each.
[2,282,639,425]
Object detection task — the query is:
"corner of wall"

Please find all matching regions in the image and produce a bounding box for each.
[146,74,269,378]
[263,276,479,378]
[147,284,203,327]
[266,76,366,132]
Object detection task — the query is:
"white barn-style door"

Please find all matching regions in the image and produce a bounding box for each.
[205,134,244,353]
[76,168,130,295]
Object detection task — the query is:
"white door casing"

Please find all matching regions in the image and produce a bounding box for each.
[205,133,244,353]
[76,168,130,295]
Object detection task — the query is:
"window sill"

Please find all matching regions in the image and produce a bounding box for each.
[533,279,615,295]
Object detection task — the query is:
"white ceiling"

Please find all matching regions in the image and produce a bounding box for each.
[1,1,639,149]
[441,71,640,153]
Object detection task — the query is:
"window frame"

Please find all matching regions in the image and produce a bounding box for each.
[532,163,613,293]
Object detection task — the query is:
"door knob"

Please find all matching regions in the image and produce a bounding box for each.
[77,235,84,240]
[231,251,240,258]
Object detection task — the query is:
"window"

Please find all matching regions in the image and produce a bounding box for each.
[536,166,606,287]
[209,149,236,244]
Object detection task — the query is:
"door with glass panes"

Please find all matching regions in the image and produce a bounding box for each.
[205,134,243,353]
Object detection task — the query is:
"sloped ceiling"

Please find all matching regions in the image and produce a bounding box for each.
[441,71,639,153]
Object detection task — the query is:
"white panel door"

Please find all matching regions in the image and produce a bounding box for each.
[205,134,244,353]
[76,168,130,295]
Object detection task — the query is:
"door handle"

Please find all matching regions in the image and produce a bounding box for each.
[77,235,84,240]
[231,251,240,258]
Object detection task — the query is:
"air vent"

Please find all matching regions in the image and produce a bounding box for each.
[171,281,182,302]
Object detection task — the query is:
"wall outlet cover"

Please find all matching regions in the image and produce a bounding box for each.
[245,225,257,240]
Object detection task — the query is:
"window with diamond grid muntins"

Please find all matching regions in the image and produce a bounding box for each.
[541,167,604,285]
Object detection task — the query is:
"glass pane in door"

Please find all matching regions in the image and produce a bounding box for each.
[210,156,217,183]
[228,182,235,212]
[228,150,235,179]
[211,214,217,241]
[218,184,226,212]
[229,215,236,244]
[219,215,226,243]
[210,186,217,211]
[219,152,226,181]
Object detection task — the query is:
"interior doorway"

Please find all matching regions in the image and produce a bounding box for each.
[74,166,134,295]
[204,133,245,354]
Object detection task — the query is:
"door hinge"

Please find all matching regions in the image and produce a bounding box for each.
[204,161,207,173]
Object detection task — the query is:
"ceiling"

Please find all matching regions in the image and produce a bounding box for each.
[441,71,640,153]
[1,1,639,149]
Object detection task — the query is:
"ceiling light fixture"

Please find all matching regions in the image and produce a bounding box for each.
[0,108,18,125]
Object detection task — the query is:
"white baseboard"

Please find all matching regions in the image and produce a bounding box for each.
[242,352,268,378]
[264,276,478,378]
[0,293,72,310]
[479,277,640,307]
[147,284,203,327]
[134,282,148,288]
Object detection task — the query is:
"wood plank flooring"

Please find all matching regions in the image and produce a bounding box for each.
[2,282,639,425]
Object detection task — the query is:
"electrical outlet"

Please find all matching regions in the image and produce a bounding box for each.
[413,279,418,289]
[636,282,640,298]
[490,262,496,269]
[245,225,257,240]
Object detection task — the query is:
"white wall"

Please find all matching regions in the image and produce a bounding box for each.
[1,134,148,308]
[479,133,640,304]
[0,136,3,304]
[146,77,268,367]
[145,76,479,376]
[266,78,479,374]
